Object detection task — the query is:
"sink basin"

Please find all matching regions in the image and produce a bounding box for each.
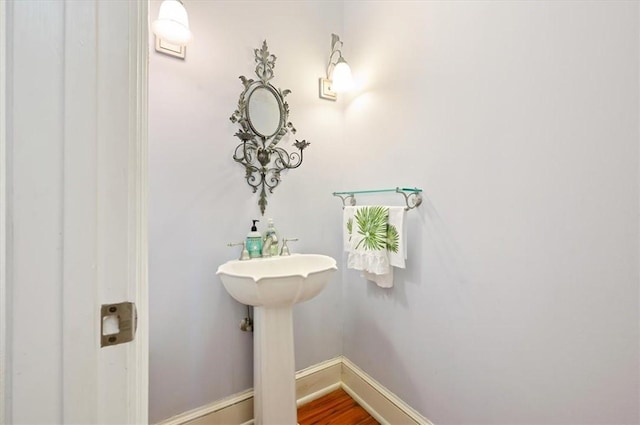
[216,254,337,307]
[216,253,337,425]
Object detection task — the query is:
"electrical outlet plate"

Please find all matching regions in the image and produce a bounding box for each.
[319,78,337,101]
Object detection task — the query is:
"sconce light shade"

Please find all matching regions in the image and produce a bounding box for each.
[331,57,353,93]
[152,0,192,45]
[319,34,353,100]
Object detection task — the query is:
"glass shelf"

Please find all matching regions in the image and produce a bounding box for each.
[332,187,423,210]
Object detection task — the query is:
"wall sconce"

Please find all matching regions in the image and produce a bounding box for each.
[319,34,354,101]
[152,0,192,59]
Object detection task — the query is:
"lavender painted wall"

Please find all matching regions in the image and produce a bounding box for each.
[148,1,344,422]
[150,1,640,424]
[342,1,639,424]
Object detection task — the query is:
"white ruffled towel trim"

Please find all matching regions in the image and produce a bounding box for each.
[343,206,407,288]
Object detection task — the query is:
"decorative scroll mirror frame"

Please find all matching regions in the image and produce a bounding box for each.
[230,41,309,215]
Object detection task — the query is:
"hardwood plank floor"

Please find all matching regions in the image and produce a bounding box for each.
[297,388,379,425]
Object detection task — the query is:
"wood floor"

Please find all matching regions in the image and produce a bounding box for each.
[297,388,379,425]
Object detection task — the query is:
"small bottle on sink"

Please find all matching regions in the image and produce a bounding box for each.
[246,220,263,258]
[263,218,279,257]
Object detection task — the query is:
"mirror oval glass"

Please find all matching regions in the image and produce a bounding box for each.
[247,86,282,137]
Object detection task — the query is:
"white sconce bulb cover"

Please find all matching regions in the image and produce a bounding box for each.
[152,0,192,45]
[331,59,353,93]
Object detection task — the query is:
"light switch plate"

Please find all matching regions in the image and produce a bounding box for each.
[155,36,186,59]
[319,78,337,101]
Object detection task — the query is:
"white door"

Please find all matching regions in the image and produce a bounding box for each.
[1,1,148,423]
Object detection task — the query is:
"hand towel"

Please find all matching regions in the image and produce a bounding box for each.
[343,206,356,253]
[347,206,390,275]
[361,206,407,288]
[344,206,407,288]
[388,206,407,268]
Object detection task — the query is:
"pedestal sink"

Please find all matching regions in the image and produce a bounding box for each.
[216,254,337,425]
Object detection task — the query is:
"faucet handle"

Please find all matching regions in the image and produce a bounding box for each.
[280,238,298,256]
[228,242,250,261]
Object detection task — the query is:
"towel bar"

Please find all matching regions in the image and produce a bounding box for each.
[332,187,423,210]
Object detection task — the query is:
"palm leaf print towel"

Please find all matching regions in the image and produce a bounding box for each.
[343,206,406,287]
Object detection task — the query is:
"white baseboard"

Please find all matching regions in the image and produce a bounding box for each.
[155,356,432,425]
[156,389,254,425]
[155,357,342,425]
[295,356,343,406]
[341,357,433,425]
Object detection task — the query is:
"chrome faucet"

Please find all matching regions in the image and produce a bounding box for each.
[261,233,278,257]
[279,238,298,256]
[228,242,250,261]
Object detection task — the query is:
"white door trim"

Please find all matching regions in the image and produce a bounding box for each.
[128,0,150,422]
[58,0,150,422]
[0,0,9,423]
[60,1,149,422]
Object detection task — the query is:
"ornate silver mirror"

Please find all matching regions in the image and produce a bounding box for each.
[230,41,309,215]
[247,86,283,137]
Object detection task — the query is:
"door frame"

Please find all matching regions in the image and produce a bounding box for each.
[1,0,9,422]
[129,0,150,422]
[0,1,149,423]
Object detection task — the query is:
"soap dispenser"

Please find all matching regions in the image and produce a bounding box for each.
[246,220,263,258]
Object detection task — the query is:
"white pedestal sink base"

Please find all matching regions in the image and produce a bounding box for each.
[216,254,337,425]
[253,306,297,425]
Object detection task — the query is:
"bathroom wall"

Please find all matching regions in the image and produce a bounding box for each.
[148,1,345,422]
[151,1,640,424]
[341,1,640,425]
